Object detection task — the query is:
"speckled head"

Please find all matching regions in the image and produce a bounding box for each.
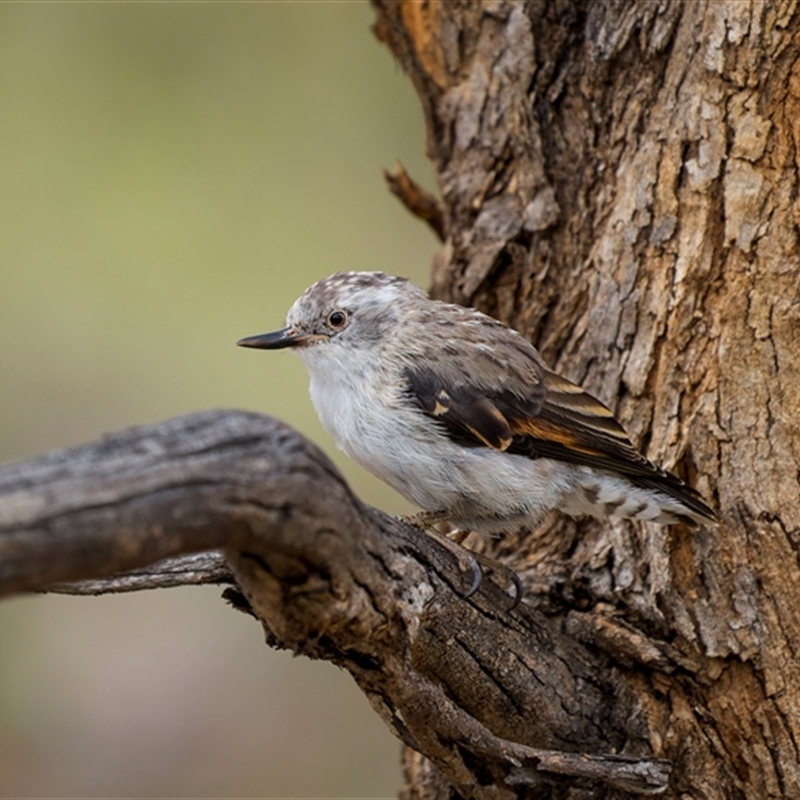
[236,271,425,353]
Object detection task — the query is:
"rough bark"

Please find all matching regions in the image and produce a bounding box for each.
[0,410,671,797]
[372,1,800,798]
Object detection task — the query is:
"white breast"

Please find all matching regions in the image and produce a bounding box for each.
[299,346,403,482]
[298,347,579,532]
[307,360,416,489]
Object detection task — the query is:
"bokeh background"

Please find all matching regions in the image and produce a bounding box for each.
[0,3,438,796]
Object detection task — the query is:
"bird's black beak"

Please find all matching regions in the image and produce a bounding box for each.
[237,327,310,350]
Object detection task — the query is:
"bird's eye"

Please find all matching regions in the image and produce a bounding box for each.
[327,310,348,330]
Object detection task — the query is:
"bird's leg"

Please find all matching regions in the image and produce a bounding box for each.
[424,527,485,598]
[402,509,452,529]
[401,510,482,596]
[401,512,522,607]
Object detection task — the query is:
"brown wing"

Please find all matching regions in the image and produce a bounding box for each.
[522,372,716,522]
[404,362,641,466]
[403,366,517,451]
[403,359,716,524]
[402,308,547,451]
[506,369,656,474]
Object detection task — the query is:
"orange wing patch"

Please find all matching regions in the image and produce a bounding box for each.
[509,416,608,458]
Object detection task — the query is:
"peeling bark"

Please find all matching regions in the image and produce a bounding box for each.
[372,0,800,797]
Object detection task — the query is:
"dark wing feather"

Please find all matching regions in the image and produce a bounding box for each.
[402,312,547,452]
[505,371,716,523]
[504,369,654,473]
[404,366,515,451]
[403,359,717,524]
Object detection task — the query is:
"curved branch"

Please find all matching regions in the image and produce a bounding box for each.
[0,410,669,796]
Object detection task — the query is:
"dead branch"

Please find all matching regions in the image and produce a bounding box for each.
[384,161,446,241]
[0,409,669,797]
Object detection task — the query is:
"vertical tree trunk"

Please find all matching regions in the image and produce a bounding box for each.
[374,1,800,797]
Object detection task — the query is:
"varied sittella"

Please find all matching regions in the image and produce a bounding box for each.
[238,272,716,539]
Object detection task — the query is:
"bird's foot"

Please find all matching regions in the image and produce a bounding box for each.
[464,545,524,609]
[404,518,522,609]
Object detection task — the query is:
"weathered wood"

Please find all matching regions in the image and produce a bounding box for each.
[372,0,800,797]
[385,161,446,241]
[45,552,235,595]
[0,410,670,797]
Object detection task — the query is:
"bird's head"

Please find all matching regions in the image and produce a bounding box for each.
[237,271,426,366]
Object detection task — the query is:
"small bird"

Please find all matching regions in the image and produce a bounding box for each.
[238,272,716,537]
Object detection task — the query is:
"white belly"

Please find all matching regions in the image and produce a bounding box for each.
[307,369,579,533]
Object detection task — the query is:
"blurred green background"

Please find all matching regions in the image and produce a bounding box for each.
[0,2,438,796]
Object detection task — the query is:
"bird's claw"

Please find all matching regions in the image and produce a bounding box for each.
[442,537,524,609]
[472,557,524,609]
[460,554,483,599]
[507,570,524,610]
[401,514,524,608]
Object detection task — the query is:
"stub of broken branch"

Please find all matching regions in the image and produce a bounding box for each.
[384,161,446,241]
[0,410,670,796]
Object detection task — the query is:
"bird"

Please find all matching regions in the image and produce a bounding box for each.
[237,271,717,540]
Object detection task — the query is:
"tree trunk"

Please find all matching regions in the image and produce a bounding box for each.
[374,1,800,798]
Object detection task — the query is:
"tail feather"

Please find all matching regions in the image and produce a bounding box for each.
[567,468,718,528]
[635,472,717,527]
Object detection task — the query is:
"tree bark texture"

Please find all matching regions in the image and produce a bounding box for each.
[372,1,800,798]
